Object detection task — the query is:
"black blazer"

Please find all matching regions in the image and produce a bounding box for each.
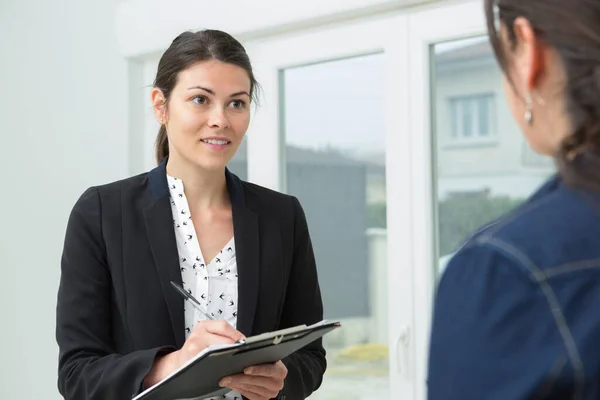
[55,159,326,400]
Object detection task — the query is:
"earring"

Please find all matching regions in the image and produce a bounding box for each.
[524,93,533,126]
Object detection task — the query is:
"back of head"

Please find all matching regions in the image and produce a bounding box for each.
[485,0,600,191]
[152,29,258,164]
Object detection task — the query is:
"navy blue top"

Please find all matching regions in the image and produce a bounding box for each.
[428,175,600,400]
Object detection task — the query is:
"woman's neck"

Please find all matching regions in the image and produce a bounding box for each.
[166,157,229,209]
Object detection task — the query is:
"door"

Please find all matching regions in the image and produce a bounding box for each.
[243,15,414,400]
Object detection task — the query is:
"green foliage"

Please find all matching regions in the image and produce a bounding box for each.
[366,202,387,229]
[365,190,523,255]
[438,190,523,254]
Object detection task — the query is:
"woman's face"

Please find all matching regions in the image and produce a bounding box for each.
[153,60,252,171]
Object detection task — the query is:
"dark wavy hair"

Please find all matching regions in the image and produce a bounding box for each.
[484,0,600,191]
[152,29,259,164]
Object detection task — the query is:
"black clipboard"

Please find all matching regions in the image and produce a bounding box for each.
[132,320,341,400]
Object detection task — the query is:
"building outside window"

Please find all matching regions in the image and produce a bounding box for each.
[449,93,495,141]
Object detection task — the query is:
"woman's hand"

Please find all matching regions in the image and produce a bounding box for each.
[219,360,288,400]
[176,320,245,366]
[144,320,245,388]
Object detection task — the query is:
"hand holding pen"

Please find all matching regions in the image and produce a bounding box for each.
[145,282,247,388]
[170,280,246,348]
[170,282,286,399]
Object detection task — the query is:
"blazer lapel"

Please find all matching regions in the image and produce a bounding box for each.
[142,163,259,343]
[144,159,186,349]
[227,170,260,336]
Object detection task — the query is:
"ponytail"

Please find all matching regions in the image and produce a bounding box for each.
[155,125,169,164]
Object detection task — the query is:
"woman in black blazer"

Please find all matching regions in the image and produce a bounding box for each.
[55,29,325,400]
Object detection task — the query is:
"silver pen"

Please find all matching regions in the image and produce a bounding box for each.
[170,281,215,320]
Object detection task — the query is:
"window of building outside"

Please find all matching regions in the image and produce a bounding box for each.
[449,93,495,140]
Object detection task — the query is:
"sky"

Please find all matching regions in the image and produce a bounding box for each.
[282,52,386,158]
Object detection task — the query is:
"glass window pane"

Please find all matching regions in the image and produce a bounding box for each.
[462,99,473,137]
[432,36,555,278]
[450,100,459,139]
[281,53,388,399]
[478,96,490,136]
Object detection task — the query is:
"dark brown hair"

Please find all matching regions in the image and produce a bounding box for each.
[153,29,259,164]
[485,0,600,191]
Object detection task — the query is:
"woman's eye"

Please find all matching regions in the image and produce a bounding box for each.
[230,100,246,109]
[192,96,207,104]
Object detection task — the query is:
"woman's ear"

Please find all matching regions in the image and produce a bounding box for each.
[151,88,168,124]
[512,17,545,92]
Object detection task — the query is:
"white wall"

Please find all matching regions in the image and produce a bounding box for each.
[116,0,431,58]
[0,1,128,398]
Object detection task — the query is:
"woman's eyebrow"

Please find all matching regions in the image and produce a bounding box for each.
[186,86,250,98]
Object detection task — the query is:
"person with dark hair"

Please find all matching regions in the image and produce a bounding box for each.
[428,1,600,398]
[56,29,325,400]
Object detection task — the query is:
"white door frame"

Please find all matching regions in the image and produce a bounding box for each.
[404,1,487,398]
[243,14,415,399]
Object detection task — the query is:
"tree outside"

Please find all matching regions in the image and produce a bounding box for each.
[366,189,523,255]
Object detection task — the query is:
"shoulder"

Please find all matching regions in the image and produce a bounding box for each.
[240,180,294,201]
[240,180,303,214]
[450,183,600,280]
[440,241,536,294]
[93,171,149,197]
[70,172,150,213]
[237,180,311,237]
